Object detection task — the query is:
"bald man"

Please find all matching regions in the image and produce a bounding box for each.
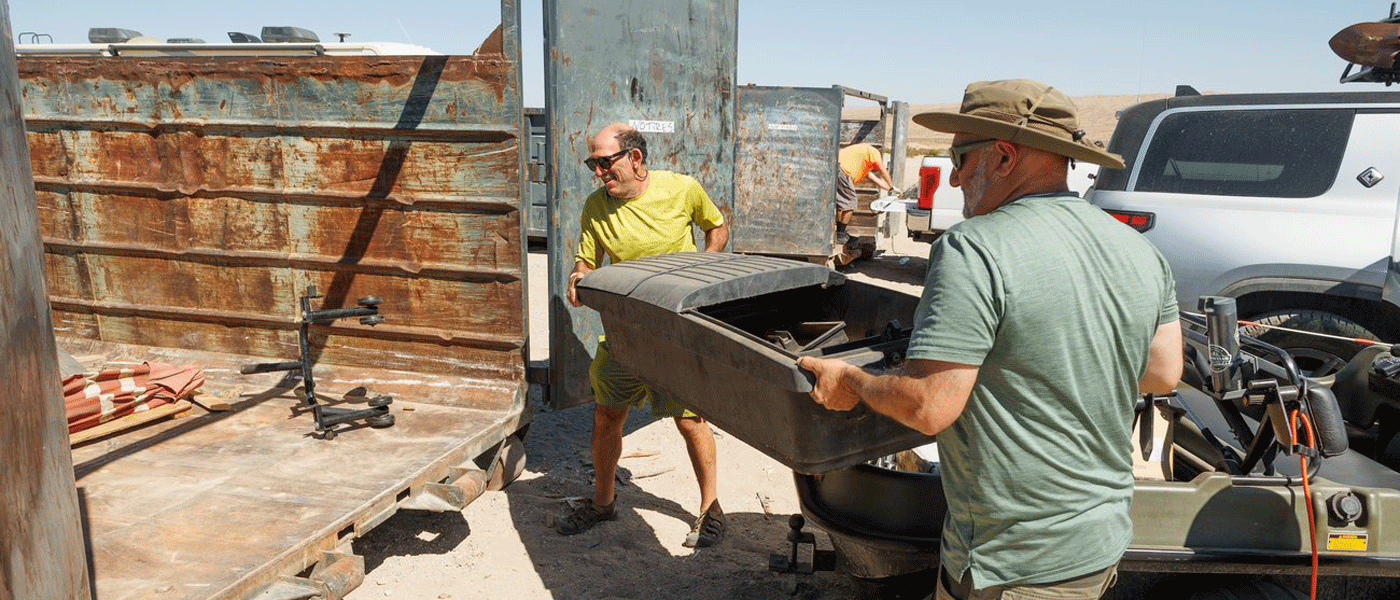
[801,81,1180,599]
[561,123,730,548]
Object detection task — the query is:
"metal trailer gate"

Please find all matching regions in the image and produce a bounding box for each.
[731,85,843,259]
[544,0,739,407]
[731,85,909,262]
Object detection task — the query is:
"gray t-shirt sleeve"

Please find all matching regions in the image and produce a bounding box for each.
[906,231,1001,366]
[1155,252,1179,325]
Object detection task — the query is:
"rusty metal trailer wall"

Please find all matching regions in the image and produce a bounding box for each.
[0,3,92,598]
[544,0,738,407]
[19,46,526,386]
[10,4,533,600]
[732,85,842,257]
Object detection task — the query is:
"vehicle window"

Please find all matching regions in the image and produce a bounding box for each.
[1134,109,1352,198]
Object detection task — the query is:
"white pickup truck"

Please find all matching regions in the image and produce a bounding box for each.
[901,155,1096,241]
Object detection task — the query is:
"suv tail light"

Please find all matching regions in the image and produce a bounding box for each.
[917,165,940,210]
[1105,209,1155,233]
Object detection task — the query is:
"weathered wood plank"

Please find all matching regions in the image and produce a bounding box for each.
[69,399,194,445]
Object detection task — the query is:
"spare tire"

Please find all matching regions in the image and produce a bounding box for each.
[1241,310,1377,378]
[1183,577,1307,600]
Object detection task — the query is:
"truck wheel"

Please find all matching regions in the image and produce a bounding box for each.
[1241,310,1377,378]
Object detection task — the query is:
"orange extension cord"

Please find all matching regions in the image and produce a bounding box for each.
[1291,409,1319,600]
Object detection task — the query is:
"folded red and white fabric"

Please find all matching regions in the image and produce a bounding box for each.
[63,362,206,434]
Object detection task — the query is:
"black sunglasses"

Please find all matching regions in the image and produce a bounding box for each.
[949,139,996,170]
[584,149,631,171]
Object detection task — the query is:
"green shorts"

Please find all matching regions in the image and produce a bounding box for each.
[590,337,696,419]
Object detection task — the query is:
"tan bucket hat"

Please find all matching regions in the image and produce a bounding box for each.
[913,79,1124,169]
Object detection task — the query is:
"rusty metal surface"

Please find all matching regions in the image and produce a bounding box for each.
[0,3,92,598]
[544,0,738,407]
[524,108,548,240]
[732,85,842,257]
[1331,22,1400,69]
[19,51,525,382]
[9,3,528,599]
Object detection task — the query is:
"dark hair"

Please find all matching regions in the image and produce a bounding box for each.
[616,129,648,163]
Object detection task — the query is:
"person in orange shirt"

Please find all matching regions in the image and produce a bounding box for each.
[835,142,897,243]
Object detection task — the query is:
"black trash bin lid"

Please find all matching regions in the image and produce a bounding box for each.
[579,253,844,312]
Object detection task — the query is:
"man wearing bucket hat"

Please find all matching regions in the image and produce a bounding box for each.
[799,80,1183,600]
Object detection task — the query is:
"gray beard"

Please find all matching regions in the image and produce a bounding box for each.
[960,153,993,219]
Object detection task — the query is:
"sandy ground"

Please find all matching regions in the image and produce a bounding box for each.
[342,247,933,600]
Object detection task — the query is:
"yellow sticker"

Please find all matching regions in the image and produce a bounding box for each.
[1327,533,1369,552]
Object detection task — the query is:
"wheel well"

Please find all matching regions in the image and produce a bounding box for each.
[1232,291,1400,342]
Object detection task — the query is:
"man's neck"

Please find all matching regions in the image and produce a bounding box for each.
[992,173,1070,209]
[611,179,649,200]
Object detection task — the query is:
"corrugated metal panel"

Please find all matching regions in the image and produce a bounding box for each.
[19,53,526,382]
[732,85,842,257]
[0,4,92,597]
[544,0,738,407]
[524,108,548,240]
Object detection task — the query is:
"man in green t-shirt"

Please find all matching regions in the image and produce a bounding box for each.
[799,80,1183,600]
[559,122,730,548]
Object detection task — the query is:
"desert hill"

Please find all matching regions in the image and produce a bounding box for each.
[846,93,1173,155]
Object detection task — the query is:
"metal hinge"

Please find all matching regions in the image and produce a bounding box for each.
[528,162,548,183]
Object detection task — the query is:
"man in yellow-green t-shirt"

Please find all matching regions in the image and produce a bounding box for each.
[559,122,730,548]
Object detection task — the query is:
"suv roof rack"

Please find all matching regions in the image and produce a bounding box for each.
[1332,2,1400,85]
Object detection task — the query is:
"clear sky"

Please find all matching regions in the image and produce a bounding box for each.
[8,0,1391,107]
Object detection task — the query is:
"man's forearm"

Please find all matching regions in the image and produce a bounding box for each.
[850,363,974,435]
[703,223,729,252]
[801,357,976,436]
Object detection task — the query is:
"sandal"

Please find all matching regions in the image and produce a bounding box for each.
[683,501,725,548]
[554,499,617,535]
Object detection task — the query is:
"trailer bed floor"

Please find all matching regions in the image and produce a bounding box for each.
[62,338,528,600]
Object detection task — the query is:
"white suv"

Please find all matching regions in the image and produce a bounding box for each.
[1087,89,1400,376]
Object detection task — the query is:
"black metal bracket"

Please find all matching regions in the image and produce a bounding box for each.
[768,514,836,574]
[241,286,394,439]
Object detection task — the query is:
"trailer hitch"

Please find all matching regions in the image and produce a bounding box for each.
[769,514,836,574]
[241,286,394,439]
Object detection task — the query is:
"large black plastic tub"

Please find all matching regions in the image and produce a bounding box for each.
[577,253,934,473]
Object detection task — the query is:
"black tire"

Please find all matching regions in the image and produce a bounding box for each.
[1182,577,1306,600]
[1241,310,1377,378]
[850,569,937,600]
